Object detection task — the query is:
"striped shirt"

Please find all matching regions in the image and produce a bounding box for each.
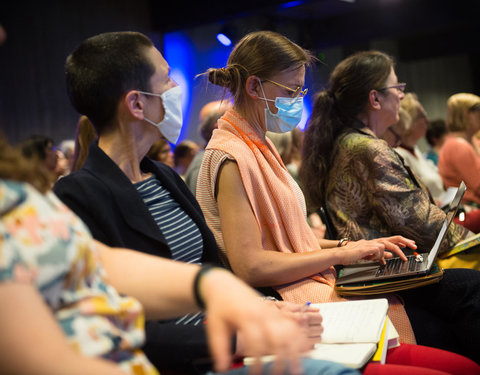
[135,175,203,264]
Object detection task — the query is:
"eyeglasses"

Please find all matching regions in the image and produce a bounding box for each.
[263,79,308,99]
[378,83,407,93]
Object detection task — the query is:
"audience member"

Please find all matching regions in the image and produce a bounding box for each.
[53,31,323,373]
[394,93,447,203]
[380,107,411,148]
[381,108,480,233]
[58,138,75,173]
[301,51,474,265]
[197,31,480,366]
[53,148,69,179]
[425,118,447,165]
[18,134,58,184]
[147,138,175,168]
[300,49,480,360]
[438,93,480,206]
[54,31,227,373]
[185,100,232,194]
[266,131,294,165]
[173,139,200,177]
[286,127,304,185]
[199,100,233,124]
[1,132,336,375]
[71,115,97,172]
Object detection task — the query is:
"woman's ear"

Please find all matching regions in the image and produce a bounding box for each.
[124,90,145,120]
[368,89,381,110]
[245,76,261,100]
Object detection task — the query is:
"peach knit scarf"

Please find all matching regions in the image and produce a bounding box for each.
[207,110,337,290]
[204,110,416,344]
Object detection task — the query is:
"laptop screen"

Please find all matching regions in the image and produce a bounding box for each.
[427,181,466,266]
[426,220,448,266]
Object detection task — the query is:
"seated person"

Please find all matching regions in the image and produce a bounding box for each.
[197,31,480,367]
[174,140,200,177]
[438,93,480,206]
[381,107,480,234]
[394,93,447,204]
[147,138,175,168]
[185,100,232,195]
[424,118,447,166]
[1,131,354,375]
[18,134,58,184]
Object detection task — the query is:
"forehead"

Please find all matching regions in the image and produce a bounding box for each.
[385,67,397,83]
[271,65,306,85]
[146,46,170,83]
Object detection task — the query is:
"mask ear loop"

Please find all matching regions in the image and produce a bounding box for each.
[257,80,276,116]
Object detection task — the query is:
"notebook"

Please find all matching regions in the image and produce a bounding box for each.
[336,181,466,286]
[244,298,390,369]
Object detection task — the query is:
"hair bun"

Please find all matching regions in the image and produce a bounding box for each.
[208,67,231,89]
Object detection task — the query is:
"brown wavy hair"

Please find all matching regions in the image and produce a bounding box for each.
[300,50,394,210]
[0,132,51,194]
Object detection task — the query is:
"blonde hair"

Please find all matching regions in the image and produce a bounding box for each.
[392,107,412,138]
[400,92,423,137]
[446,93,480,132]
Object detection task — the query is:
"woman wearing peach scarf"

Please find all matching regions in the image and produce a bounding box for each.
[195,31,480,373]
[195,31,480,374]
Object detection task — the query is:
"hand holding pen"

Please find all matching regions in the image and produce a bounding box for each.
[273,300,323,343]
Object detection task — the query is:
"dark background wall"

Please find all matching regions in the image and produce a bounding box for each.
[0,0,479,147]
[0,0,154,145]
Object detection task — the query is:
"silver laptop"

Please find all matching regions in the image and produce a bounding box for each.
[336,181,466,286]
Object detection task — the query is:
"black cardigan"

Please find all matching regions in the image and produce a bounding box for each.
[54,142,222,264]
[54,142,222,373]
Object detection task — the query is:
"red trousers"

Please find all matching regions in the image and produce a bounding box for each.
[364,344,480,375]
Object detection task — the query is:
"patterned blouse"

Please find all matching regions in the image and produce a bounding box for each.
[0,180,158,375]
[325,127,469,255]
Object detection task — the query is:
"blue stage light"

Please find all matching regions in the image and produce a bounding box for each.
[216,32,232,46]
[279,0,305,9]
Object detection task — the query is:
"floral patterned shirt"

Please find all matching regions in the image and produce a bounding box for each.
[325,127,469,255]
[0,180,158,375]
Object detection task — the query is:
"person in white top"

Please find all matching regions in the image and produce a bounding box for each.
[394,93,447,204]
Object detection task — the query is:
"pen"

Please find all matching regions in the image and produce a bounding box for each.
[413,252,423,263]
[301,301,312,312]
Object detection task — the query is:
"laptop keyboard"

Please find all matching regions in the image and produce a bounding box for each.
[375,255,424,277]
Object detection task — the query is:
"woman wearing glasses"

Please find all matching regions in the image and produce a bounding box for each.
[300,49,480,362]
[197,31,414,304]
[196,33,480,372]
[300,50,473,266]
[197,30,417,338]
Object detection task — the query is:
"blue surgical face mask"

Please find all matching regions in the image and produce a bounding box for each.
[258,81,304,133]
[138,85,183,144]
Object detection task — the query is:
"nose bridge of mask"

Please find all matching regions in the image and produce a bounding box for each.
[275,96,304,118]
